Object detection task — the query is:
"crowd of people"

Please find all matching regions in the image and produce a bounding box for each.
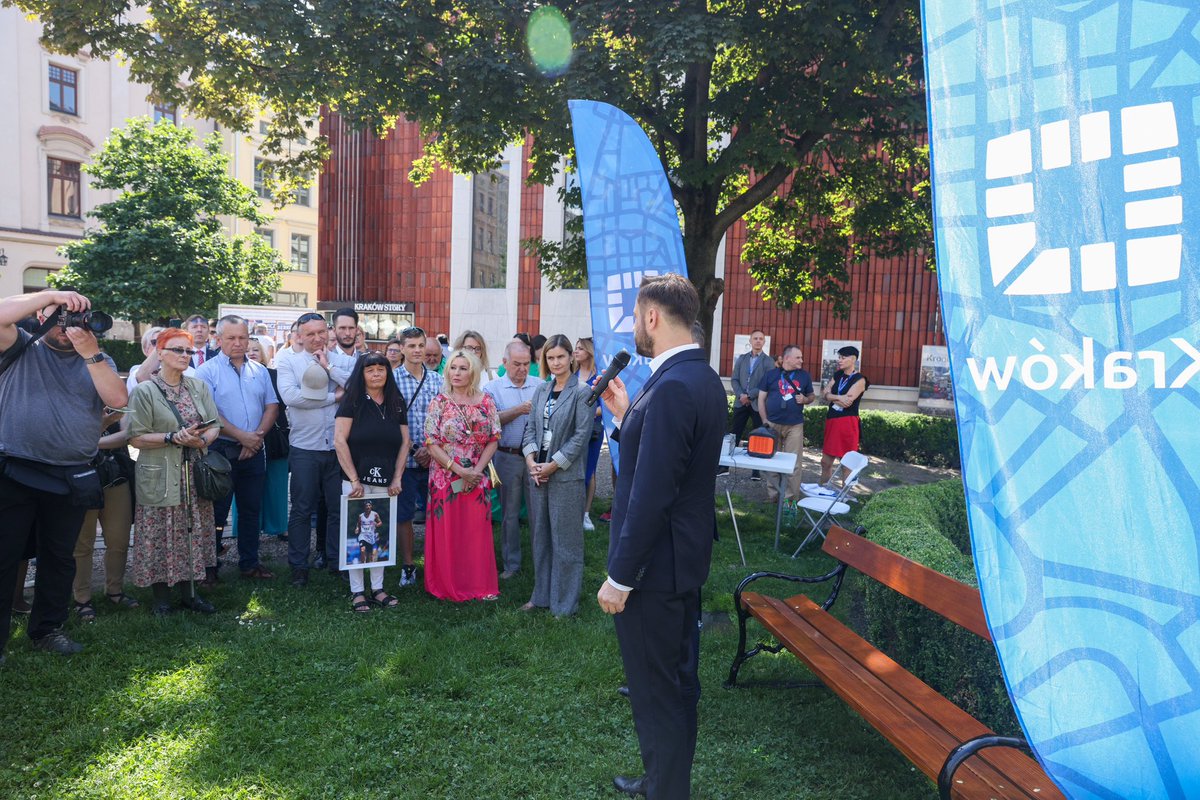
[1,289,868,660]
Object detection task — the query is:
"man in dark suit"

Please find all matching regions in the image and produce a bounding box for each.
[598,273,727,799]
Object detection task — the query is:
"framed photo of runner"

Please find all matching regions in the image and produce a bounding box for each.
[339,492,398,570]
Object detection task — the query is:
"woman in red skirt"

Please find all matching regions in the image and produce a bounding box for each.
[819,345,868,486]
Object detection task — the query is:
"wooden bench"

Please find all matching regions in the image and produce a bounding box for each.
[725,525,1064,800]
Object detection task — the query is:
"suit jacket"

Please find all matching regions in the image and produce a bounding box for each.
[607,349,727,593]
[521,372,593,483]
[731,349,771,399]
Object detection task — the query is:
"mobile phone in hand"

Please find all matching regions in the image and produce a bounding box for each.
[195,419,219,431]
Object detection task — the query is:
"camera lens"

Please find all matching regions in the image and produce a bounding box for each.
[84,311,114,334]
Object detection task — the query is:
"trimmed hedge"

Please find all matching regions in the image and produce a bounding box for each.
[101,340,142,373]
[855,479,1019,734]
[726,396,960,469]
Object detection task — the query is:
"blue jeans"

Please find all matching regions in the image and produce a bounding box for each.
[287,447,341,568]
[210,439,267,571]
[397,467,428,523]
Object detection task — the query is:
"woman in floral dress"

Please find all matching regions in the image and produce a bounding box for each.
[127,329,221,615]
[423,349,502,601]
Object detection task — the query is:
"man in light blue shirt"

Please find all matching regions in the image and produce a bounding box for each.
[196,315,279,582]
[483,341,539,578]
[276,312,343,586]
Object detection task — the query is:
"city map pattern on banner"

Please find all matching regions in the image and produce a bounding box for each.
[922,2,1200,797]
[568,100,688,470]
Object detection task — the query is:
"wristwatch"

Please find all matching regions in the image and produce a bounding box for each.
[82,353,105,364]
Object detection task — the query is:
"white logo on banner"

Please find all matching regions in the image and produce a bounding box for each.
[985,101,1182,295]
[607,269,660,332]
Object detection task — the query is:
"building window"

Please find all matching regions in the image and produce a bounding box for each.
[256,228,275,248]
[23,267,58,294]
[273,291,309,308]
[470,164,509,288]
[48,65,78,115]
[153,103,177,124]
[293,185,311,207]
[291,234,311,272]
[259,120,270,135]
[47,157,81,218]
[253,158,271,200]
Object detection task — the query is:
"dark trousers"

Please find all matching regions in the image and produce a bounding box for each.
[286,447,341,568]
[729,401,762,442]
[210,440,267,571]
[614,587,702,800]
[0,473,88,653]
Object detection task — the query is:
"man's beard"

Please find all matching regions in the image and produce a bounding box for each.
[634,326,654,358]
[338,336,356,350]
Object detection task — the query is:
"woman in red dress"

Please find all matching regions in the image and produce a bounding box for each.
[423,349,502,601]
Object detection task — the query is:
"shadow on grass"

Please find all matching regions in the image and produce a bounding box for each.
[0,496,933,800]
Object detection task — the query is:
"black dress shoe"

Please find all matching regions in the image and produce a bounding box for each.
[617,685,631,698]
[291,567,309,587]
[180,594,216,614]
[612,775,647,796]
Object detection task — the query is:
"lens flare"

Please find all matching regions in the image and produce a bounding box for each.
[526,6,572,77]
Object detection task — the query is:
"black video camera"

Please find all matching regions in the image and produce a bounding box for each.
[58,307,114,335]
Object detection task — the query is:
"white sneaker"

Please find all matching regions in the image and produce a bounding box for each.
[397,565,417,588]
[583,513,595,532]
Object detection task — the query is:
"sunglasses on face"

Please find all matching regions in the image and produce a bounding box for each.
[401,326,425,337]
[297,312,325,325]
[163,347,197,356]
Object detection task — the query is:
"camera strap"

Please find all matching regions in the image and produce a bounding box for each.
[0,309,63,381]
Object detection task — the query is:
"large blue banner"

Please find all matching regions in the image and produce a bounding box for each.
[568,100,688,468]
[922,2,1200,796]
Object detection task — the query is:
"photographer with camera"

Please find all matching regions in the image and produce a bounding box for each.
[0,289,128,662]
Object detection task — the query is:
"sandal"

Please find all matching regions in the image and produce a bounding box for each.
[351,593,372,613]
[371,589,399,608]
[74,600,97,623]
[107,592,140,609]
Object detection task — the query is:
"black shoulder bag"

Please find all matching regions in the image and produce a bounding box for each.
[152,382,233,502]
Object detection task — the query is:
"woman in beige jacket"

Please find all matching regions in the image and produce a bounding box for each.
[127,329,222,616]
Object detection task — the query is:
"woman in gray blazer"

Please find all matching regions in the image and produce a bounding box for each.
[521,334,594,616]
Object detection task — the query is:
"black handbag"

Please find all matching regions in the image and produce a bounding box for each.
[152,382,233,502]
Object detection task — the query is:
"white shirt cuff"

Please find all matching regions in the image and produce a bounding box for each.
[606,576,633,593]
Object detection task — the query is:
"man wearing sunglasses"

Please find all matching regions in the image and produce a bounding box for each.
[0,289,129,661]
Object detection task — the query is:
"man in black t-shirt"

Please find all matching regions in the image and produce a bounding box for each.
[756,345,815,503]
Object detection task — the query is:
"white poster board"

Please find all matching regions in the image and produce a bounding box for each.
[917,344,955,417]
[218,304,314,348]
[819,339,863,388]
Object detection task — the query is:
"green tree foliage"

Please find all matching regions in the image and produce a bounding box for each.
[19,0,930,338]
[51,118,286,322]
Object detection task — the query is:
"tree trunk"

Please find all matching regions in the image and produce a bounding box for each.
[683,233,724,366]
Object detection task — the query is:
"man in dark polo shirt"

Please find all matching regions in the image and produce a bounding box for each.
[0,290,128,661]
[756,344,815,503]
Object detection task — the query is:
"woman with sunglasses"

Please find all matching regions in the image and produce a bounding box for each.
[333,352,411,611]
[127,329,222,616]
[453,330,493,381]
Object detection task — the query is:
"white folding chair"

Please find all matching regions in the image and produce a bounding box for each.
[791,451,869,556]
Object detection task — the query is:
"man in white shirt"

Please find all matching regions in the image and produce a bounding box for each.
[276,312,343,587]
[483,341,538,579]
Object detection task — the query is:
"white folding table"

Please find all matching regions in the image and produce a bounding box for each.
[718,449,797,564]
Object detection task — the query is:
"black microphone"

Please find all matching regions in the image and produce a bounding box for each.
[586,349,632,406]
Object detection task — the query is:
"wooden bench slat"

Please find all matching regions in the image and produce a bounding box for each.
[821,526,992,640]
[783,594,1065,799]
[745,594,1038,800]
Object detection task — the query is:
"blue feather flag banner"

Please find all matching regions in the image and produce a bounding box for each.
[568,100,689,470]
[921,2,1200,796]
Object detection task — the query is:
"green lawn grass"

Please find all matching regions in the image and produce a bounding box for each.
[1,497,935,799]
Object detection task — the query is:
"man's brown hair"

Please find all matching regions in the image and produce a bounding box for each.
[638,273,699,328]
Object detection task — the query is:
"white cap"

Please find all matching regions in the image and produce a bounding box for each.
[301,361,330,401]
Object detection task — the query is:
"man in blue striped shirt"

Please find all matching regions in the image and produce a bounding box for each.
[393,326,442,588]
